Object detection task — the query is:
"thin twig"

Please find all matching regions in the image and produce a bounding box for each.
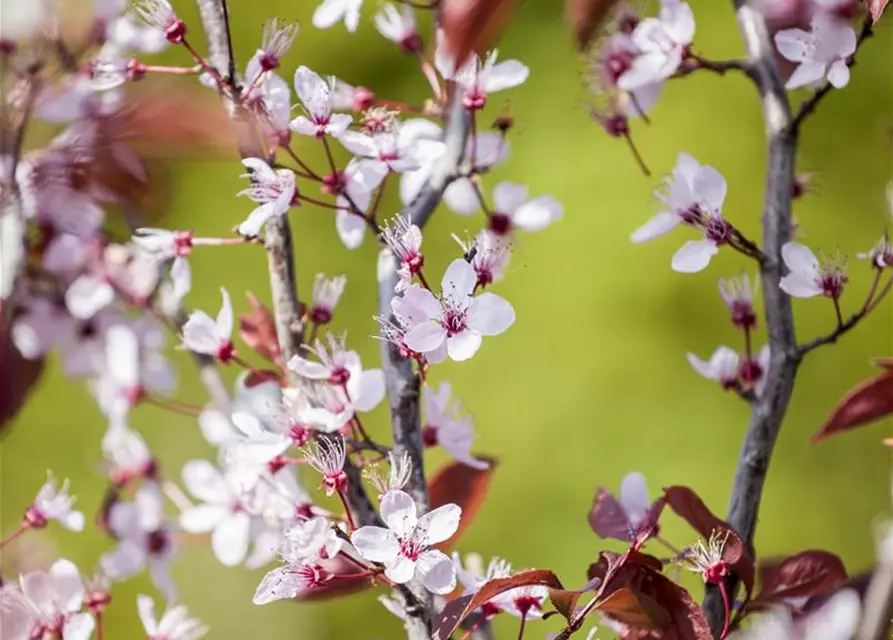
[703,2,800,636]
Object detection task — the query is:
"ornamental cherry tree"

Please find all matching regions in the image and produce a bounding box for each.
[0,0,891,639]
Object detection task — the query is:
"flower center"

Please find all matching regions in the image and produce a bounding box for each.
[704,217,733,246]
[399,536,424,561]
[147,529,171,555]
[488,213,512,236]
[442,308,468,337]
[421,425,438,447]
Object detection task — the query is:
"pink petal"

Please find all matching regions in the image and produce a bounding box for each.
[179,504,229,533]
[631,212,680,243]
[335,210,366,250]
[671,239,718,273]
[385,554,416,584]
[417,550,457,594]
[510,196,563,232]
[492,182,528,213]
[468,293,514,336]
[404,322,448,354]
[416,503,461,545]
[380,489,417,536]
[781,242,820,274]
[483,60,529,93]
[351,526,400,563]
[780,273,823,298]
[447,330,482,361]
[181,459,229,503]
[618,472,650,528]
[352,369,385,412]
[442,258,477,298]
[212,512,251,567]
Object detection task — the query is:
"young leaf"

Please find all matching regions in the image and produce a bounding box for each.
[427,457,497,550]
[439,0,522,70]
[755,550,848,603]
[565,0,622,51]
[239,292,282,362]
[812,370,893,444]
[433,569,564,639]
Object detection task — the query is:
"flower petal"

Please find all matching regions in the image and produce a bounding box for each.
[618,472,649,528]
[351,526,400,563]
[335,210,366,250]
[630,212,680,243]
[442,258,477,298]
[384,554,416,584]
[781,242,820,274]
[510,196,563,232]
[416,503,461,545]
[447,330,483,361]
[468,293,514,336]
[352,369,385,412]
[484,60,529,93]
[179,504,229,533]
[417,549,457,594]
[671,239,718,273]
[780,273,823,298]
[212,512,251,567]
[380,489,418,536]
[404,322,447,354]
[182,459,230,504]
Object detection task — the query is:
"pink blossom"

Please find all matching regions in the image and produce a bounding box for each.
[180,288,236,362]
[135,0,185,44]
[435,39,530,110]
[374,4,420,52]
[686,346,740,389]
[6,560,95,640]
[617,0,695,91]
[455,232,511,288]
[237,159,297,237]
[257,18,298,72]
[310,274,347,325]
[351,489,460,593]
[423,382,489,470]
[775,14,856,89]
[591,471,663,542]
[137,595,208,640]
[779,242,848,298]
[486,182,563,237]
[303,437,348,497]
[401,259,515,362]
[289,66,353,139]
[312,0,363,32]
[338,117,447,176]
[25,473,85,531]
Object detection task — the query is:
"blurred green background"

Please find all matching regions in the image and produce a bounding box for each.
[2,0,892,637]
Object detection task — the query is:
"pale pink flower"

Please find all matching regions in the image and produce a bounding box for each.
[289,66,353,139]
[590,471,662,542]
[423,382,489,470]
[133,228,193,301]
[632,152,730,273]
[454,231,511,288]
[312,0,363,32]
[257,18,298,71]
[303,437,348,496]
[102,425,155,485]
[718,273,758,330]
[779,242,848,298]
[597,32,665,118]
[367,451,413,498]
[775,14,857,89]
[617,0,695,91]
[339,118,447,177]
[8,560,95,640]
[237,159,297,237]
[137,595,208,640]
[496,583,549,620]
[25,473,85,531]
[402,259,515,361]
[135,0,185,43]
[178,460,252,567]
[687,346,740,389]
[486,182,563,237]
[435,40,530,110]
[310,274,347,325]
[181,288,236,362]
[374,3,420,52]
[333,158,380,250]
[858,234,893,270]
[351,490,460,593]
[382,214,424,290]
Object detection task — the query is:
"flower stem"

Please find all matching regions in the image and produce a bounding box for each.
[337,489,357,532]
[517,614,527,640]
[718,581,730,639]
[0,523,29,549]
[95,611,103,640]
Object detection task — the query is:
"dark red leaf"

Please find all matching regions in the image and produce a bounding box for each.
[0,313,44,436]
[663,486,755,599]
[813,370,893,443]
[565,0,622,51]
[433,569,564,640]
[589,487,633,540]
[597,587,671,629]
[239,292,281,362]
[439,0,522,70]
[550,588,583,622]
[755,550,848,603]
[868,0,890,22]
[428,457,496,550]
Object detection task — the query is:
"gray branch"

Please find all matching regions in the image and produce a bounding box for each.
[377,86,471,640]
[703,2,800,636]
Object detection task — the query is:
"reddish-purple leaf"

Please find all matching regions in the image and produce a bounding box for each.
[0,315,44,435]
[754,550,848,604]
[663,486,755,598]
[812,370,893,444]
[439,0,521,70]
[238,292,281,362]
[565,0,622,51]
[427,457,496,550]
[589,487,632,540]
[597,587,671,629]
[433,569,564,640]
[868,0,890,22]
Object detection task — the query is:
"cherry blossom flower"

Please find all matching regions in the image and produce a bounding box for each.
[330,158,381,250]
[4,560,95,640]
[400,128,510,216]
[594,31,665,119]
[137,594,209,640]
[338,117,447,178]
[288,66,353,139]
[135,0,185,44]
[436,40,530,110]
[401,260,515,361]
[283,517,344,562]
[631,152,730,273]
[0,0,53,42]
[102,425,156,485]
[730,588,860,639]
[303,437,348,497]
[374,3,420,52]
[858,233,893,269]
[256,18,298,72]
[178,460,253,566]
[617,0,695,91]
[312,0,363,32]
[100,482,177,601]
[497,584,550,620]
[181,287,236,362]
[381,214,424,291]
[775,14,857,89]
[223,411,292,471]
[423,382,489,469]
[310,274,347,325]
[454,232,511,288]
[24,472,85,531]
[779,242,848,298]
[288,334,385,413]
[351,490,460,593]
[453,553,513,620]
[237,159,297,237]
[366,451,413,498]
[486,182,563,237]
[718,273,758,330]
[687,346,740,390]
[590,471,663,542]
[132,228,194,301]
[742,345,771,398]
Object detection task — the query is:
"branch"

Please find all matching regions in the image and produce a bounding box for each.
[791,17,874,133]
[856,555,893,640]
[375,86,471,640]
[704,2,800,636]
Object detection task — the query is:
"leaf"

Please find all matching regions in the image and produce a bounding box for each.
[663,486,755,598]
[549,588,583,622]
[295,556,374,602]
[565,0,622,51]
[589,486,665,544]
[0,314,44,436]
[433,569,564,640]
[239,292,281,362]
[427,457,497,550]
[596,587,671,629]
[812,370,893,444]
[754,550,848,603]
[439,0,522,71]
[868,0,890,23]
